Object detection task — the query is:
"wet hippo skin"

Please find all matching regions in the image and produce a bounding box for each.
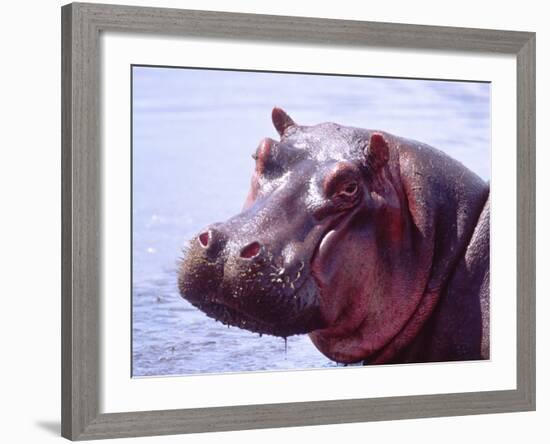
[178,108,490,365]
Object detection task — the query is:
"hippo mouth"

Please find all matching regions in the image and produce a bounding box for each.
[209,212,357,336]
[194,300,279,335]
[179,206,360,338]
[188,275,321,337]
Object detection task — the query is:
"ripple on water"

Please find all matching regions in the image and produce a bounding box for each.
[132,273,336,376]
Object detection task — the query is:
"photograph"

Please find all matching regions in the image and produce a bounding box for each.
[131,66,491,377]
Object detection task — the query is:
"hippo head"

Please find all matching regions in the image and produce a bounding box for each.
[178,107,421,363]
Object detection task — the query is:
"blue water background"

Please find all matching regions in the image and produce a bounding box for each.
[132,66,490,377]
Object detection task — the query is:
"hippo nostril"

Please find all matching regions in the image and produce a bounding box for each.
[197,227,227,256]
[198,231,210,248]
[240,241,261,259]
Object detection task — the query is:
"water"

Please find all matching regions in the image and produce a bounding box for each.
[132,66,491,377]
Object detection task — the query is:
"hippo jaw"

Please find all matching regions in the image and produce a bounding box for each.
[177,216,331,337]
[178,273,324,338]
[178,195,367,338]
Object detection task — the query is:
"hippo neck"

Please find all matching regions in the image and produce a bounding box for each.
[369,136,489,364]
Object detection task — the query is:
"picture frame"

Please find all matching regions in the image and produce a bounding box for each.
[61,2,536,440]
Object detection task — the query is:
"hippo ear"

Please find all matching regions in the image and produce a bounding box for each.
[362,133,389,173]
[272,107,296,137]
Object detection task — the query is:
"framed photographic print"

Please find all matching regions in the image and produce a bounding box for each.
[61,2,536,440]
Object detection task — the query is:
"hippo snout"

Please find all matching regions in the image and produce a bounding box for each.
[178,222,325,337]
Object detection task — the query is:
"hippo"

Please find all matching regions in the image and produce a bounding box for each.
[178,108,490,365]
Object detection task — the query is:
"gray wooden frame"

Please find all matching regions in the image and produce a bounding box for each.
[61,2,536,440]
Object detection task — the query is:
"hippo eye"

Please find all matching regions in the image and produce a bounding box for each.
[251,152,259,161]
[338,182,358,197]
